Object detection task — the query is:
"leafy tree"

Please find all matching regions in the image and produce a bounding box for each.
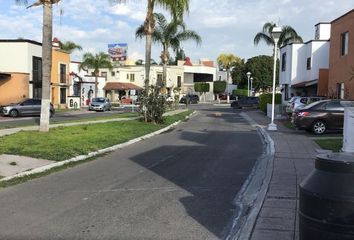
[244,55,278,91]
[79,52,113,98]
[254,22,303,49]
[59,40,82,54]
[136,13,201,87]
[194,82,209,101]
[16,0,61,132]
[213,81,226,94]
[230,59,245,86]
[139,85,166,123]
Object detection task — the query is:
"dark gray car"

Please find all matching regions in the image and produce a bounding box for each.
[1,98,55,117]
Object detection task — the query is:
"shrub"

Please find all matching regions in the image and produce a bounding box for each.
[213,81,226,94]
[258,93,282,113]
[232,88,248,97]
[139,85,167,123]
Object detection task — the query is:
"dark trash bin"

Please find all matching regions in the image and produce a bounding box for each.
[299,152,354,240]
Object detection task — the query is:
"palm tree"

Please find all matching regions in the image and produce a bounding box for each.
[254,22,303,49]
[136,13,201,88]
[59,40,82,54]
[217,54,242,85]
[110,0,190,90]
[79,52,113,98]
[16,0,60,132]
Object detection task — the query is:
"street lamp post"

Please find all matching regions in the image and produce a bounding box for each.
[267,26,282,131]
[246,72,251,97]
[250,77,253,96]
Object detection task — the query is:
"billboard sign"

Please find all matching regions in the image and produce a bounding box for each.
[108,43,128,61]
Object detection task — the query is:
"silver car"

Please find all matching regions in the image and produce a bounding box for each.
[89,98,112,112]
[0,98,55,117]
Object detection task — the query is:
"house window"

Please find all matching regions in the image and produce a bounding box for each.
[306,57,311,70]
[336,83,345,99]
[60,88,66,104]
[101,72,107,77]
[218,76,222,81]
[130,74,135,82]
[111,71,115,77]
[341,32,349,56]
[32,56,42,98]
[91,72,95,76]
[177,76,182,88]
[60,64,66,83]
[281,52,286,72]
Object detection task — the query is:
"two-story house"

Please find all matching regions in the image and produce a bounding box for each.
[279,23,331,102]
[0,39,70,107]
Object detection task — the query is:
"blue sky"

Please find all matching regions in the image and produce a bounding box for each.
[1,0,353,63]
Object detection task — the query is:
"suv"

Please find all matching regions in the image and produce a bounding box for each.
[179,94,199,104]
[231,96,259,109]
[1,98,55,117]
[286,96,325,115]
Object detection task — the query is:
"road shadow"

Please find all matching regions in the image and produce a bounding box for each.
[129,129,262,239]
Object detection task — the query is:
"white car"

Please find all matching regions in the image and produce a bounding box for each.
[286,96,325,115]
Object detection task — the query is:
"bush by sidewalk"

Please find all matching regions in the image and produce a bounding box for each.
[0,111,192,161]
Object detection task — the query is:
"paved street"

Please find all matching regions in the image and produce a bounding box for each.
[0,105,263,240]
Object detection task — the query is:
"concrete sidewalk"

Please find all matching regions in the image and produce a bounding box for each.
[245,110,321,240]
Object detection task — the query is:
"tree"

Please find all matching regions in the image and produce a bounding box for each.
[59,40,82,54]
[254,22,303,49]
[244,55,278,91]
[79,52,113,98]
[194,82,209,102]
[217,53,242,85]
[136,13,201,88]
[213,81,226,103]
[16,0,60,132]
[230,59,246,86]
[110,0,190,90]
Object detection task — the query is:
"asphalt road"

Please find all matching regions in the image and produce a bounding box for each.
[0,105,263,240]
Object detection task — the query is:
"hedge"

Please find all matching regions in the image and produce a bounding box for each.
[232,88,248,97]
[259,93,282,113]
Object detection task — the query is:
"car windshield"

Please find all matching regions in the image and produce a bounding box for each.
[92,98,105,103]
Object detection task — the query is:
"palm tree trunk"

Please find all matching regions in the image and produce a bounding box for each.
[94,74,98,98]
[144,0,155,90]
[39,2,53,132]
[162,44,168,88]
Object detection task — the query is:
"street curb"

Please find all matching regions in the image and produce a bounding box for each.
[225,112,275,240]
[0,111,195,183]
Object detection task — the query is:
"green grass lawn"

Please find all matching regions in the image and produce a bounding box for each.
[0,111,191,161]
[314,138,343,152]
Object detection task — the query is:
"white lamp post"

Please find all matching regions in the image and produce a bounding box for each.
[267,26,282,131]
[246,72,251,97]
[250,77,253,96]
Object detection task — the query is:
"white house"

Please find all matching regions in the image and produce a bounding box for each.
[69,61,106,106]
[279,23,331,102]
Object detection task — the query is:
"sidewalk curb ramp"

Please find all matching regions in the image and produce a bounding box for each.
[225,112,275,240]
[0,111,194,182]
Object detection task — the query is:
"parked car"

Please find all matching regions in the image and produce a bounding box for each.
[0,98,55,118]
[286,96,326,115]
[218,92,228,100]
[231,96,259,109]
[89,97,112,111]
[179,94,199,104]
[292,99,354,134]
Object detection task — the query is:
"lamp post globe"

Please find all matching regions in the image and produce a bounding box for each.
[267,26,282,131]
[246,72,251,97]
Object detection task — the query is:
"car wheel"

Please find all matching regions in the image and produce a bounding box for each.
[9,109,19,118]
[312,120,327,135]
